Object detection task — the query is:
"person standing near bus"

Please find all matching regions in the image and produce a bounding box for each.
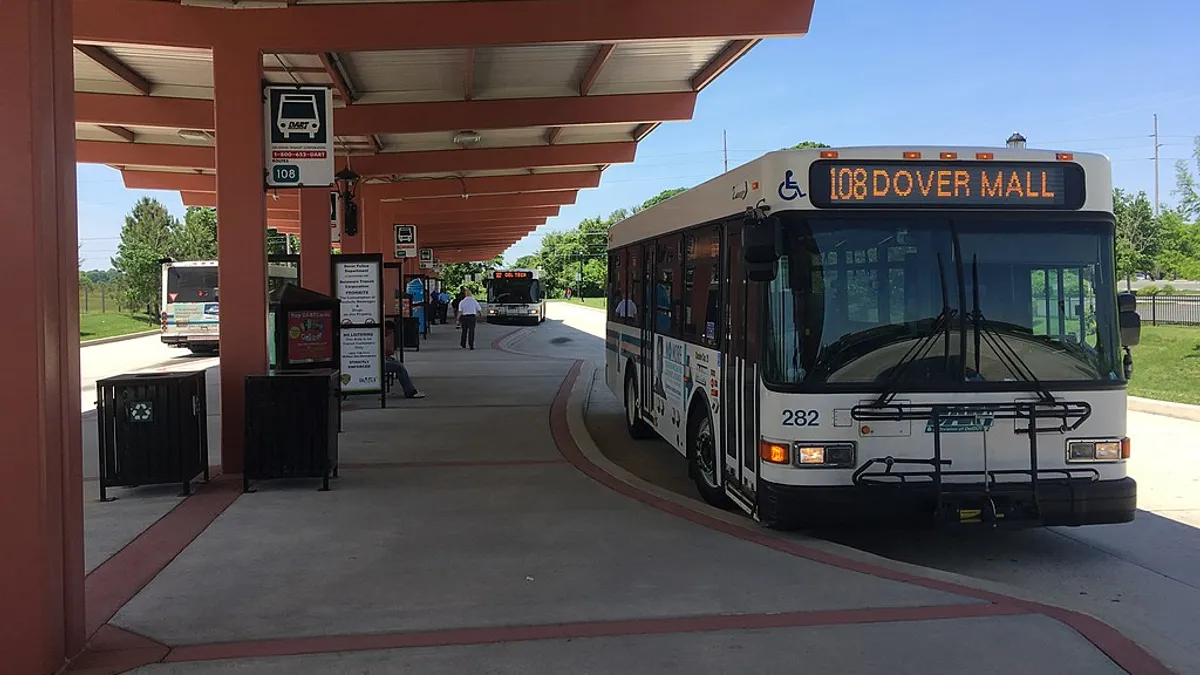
[457,288,481,350]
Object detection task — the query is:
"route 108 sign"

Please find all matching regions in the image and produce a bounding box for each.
[263,85,335,188]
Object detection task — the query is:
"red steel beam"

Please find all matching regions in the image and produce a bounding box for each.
[331,92,695,135]
[372,171,600,200]
[74,91,695,136]
[691,39,758,91]
[463,48,475,101]
[579,44,615,95]
[384,191,576,214]
[352,142,635,176]
[73,0,815,53]
[77,140,212,168]
[99,125,134,142]
[318,53,354,102]
[408,218,547,230]
[180,191,301,209]
[400,207,559,225]
[74,44,151,95]
[76,92,212,130]
[122,170,214,191]
[86,141,632,174]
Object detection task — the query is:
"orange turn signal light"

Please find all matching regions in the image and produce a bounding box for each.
[1056,152,1074,161]
[903,151,921,159]
[940,152,958,159]
[759,440,789,464]
[975,152,994,160]
[819,150,839,159]
[1121,437,1131,459]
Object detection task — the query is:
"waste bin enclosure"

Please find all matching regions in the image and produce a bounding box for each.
[95,370,210,501]
[244,368,340,492]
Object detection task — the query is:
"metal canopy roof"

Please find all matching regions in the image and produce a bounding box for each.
[72,0,815,262]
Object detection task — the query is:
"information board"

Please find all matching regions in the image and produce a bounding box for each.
[338,327,382,393]
[263,85,335,188]
[334,261,381,326]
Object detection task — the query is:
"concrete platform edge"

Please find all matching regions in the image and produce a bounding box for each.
[81,330,160,348]
[1128,396,1200,423]
[556,356,1178,675]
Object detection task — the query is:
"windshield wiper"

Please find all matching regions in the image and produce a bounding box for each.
[967,255,1056,403]
[873,252,956,407]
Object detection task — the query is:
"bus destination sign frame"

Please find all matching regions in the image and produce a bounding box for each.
[808,160,1086,210]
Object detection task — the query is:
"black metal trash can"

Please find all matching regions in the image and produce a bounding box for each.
[244,368,339,492]
[401,316,420,350]
[95,370,210,501]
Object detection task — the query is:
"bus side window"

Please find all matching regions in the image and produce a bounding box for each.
[682,225,721,346]
[627,247,642,327]
[608,250,626,322]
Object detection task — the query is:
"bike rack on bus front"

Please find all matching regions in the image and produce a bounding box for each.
[848,400,1097,525]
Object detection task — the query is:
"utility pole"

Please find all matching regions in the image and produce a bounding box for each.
[723,129,729,173]
[1152,114,1162,216]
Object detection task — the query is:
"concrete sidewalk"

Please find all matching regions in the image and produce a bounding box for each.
[66,318,1175,674]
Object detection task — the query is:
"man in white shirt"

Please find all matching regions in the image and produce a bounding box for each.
[457,288,482,350]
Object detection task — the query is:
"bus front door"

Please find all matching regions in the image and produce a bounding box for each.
[721,224,758,504]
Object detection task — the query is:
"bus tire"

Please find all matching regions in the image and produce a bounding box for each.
[687,400,731,509]
[624,372,655,440]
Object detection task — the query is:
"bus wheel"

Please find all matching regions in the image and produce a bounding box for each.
[688,404,731,508]
[624,374,655,440]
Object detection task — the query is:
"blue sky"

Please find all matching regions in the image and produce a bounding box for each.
[77,0,1200,270]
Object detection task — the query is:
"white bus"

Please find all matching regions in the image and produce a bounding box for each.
[161,260,299,353]
[486,269,547,324]
[605,146,1142,529]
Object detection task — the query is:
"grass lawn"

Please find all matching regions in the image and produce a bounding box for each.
[79,312,157,342]
[552,297,606,310]
[1128,325,1200,405]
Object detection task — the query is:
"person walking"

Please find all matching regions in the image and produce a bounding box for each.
[457,288,482,350]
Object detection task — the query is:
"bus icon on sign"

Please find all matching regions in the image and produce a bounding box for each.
[277,93,321,140]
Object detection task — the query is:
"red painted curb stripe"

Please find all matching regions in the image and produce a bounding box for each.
[544,359,1176,675]
[163,603,1022,663]
[338,459,565,470]
[84,478,241,638]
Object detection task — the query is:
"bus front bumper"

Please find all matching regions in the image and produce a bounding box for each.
[758,477,1136,528]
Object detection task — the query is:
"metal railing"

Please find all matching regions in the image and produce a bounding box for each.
[1135,294,1200,326]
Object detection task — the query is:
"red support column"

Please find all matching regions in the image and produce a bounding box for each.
[0,0,86,672]
[214,44,267,474]
[300,188,331,294]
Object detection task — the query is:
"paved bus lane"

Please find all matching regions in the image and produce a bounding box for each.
[549,301,1200,674]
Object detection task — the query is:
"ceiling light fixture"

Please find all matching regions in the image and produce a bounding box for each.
[453,130,482,147]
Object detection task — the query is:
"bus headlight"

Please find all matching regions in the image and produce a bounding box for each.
[1067,439,1125,462]
[795,443,856,468]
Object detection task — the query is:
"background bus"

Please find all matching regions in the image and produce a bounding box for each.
[605,146,1141,529]
[486,269,546,324]
[161,260,298,353]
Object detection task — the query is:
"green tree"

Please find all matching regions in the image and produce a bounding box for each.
[788,140,831,150]
[1113,188,1159,286]
[169,207,218,260]
[1173,136,1200,221]
[513,254,541,269]
[440,255,505,295]
[111,197,177,316]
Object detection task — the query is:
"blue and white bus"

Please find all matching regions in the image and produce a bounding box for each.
[605,146,1142,529]
[161,260,298,354]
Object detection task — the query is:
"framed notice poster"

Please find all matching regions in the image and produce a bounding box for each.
[338,327,382,393]
[286,309,334,364]
[331,254,386,406]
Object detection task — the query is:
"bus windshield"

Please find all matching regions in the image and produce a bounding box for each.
[489,278,538,304]
[166,266,218,303]
[764,215,1122,390]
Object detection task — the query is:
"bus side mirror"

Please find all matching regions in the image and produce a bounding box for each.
[742,215,781,282]
[1117,292,1140,347]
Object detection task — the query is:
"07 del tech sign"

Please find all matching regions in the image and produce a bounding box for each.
[263,85,335,188]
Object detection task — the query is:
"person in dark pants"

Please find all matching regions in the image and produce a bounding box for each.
[457,288,482,350]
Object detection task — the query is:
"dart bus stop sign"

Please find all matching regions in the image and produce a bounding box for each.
[263,85,335,188]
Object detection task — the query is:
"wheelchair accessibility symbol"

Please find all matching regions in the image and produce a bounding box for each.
[777,170,806,201]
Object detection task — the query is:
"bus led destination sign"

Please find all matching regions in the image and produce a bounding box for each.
[808,161,1085,209]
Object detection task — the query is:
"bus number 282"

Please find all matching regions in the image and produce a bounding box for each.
[781,409,820,427]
